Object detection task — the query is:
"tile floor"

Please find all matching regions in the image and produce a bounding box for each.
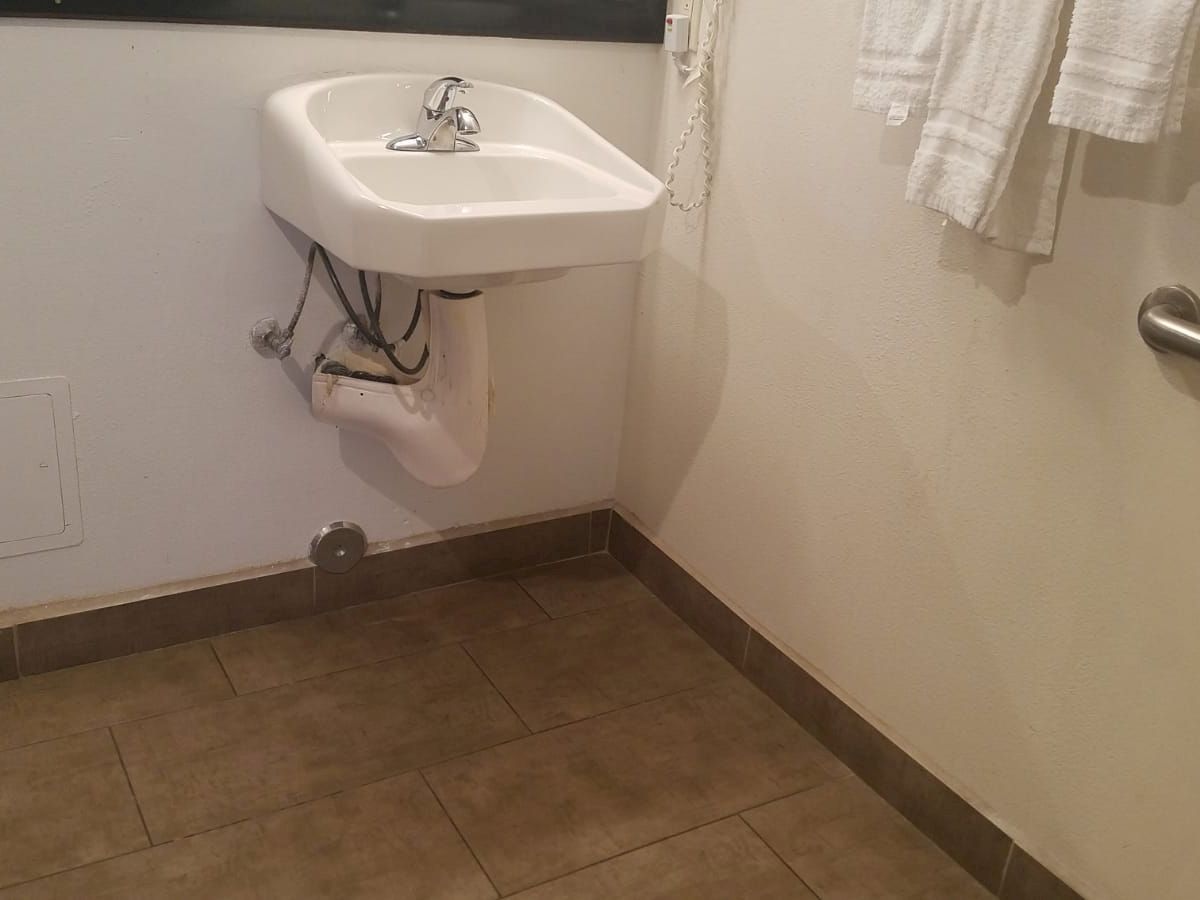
[0,554,992,899]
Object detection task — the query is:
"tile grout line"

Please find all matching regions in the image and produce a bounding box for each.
[609,515,1025,898]
[107,726,154,848]
[7,574,815,884]
[207,640,238,696]
[459,642,535,735]
[0,844,151,893]
[0,647,249,755]
[7,674,811,887]
[0,578,668,758]
[9,517,588,676]
[452,669,747,744]
[491,812,792,898]
[509,573,644,623]
[418,769,504,900]
[997,840,1016,898]
[4,767,833,898]
[218,599,550,698]
[414,681,829,893]
[9,648,825,890]
[313,552,593,618]
[738,812,826,899]
[735,778,847,821]
[510,575,559,622]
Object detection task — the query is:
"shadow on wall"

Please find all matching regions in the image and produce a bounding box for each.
[620,182,1200,898]
[1080,61,1200,207]
[870,108,1063,306]
[1079,87,1200,406]
[620,243,730,533]
[623,205,1082,882]
[1081,124,1200,207]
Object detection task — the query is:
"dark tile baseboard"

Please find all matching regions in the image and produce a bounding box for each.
[0,628,16,682]
[1001,847,1088,900]
[4,511,598,681]
[315,513,592,613]
[16,569,315,677]
[588,508,612,553]
[608,511,1086,900]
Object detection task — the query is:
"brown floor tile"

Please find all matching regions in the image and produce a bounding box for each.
[515,554,654,619]
[16,569,314,675]
[0,629,16,682]
[213,578,546,694]
[0,643,233,753]
[0,730,148,889]
[465,596,734,730]
[424,678,843,894]
[0,772,495,900]
[1000,847,1085,900]
[113,645,526,843]
[743,777,993,900]
[609,515,750,667]
[509,817,817,899]
[743,631,1011,892]
[315,515,590,612]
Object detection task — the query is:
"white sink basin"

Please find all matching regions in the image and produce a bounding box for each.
[261,73,666,289]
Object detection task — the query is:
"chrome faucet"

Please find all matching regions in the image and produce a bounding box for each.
[387,76,481,152]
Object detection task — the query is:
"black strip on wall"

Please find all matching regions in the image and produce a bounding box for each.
[0,0,668,43]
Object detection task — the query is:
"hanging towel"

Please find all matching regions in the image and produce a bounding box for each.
[978,76,1071,255]
[906,0,1067,253]
[1050,0,1200,143]
[854,0,948,118]
[1165,8,1200,134]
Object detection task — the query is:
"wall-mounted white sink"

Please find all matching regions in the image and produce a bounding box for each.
[261,73,666,290]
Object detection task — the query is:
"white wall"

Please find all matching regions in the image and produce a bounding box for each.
[617,4,1200,899]
[0,20,661,611]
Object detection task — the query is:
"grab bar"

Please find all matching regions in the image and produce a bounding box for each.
[1138,285,1200,360]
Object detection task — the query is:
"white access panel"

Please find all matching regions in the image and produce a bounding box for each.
[0,377,82,558]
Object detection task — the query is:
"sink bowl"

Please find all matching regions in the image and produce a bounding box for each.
[261,73,666,289]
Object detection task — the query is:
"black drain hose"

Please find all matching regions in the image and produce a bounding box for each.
[315,244,430,378]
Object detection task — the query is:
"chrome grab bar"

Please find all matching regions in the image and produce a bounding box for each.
[1138,285,1200,360]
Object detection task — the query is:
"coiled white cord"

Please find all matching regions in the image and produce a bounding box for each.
[665,0,726,212]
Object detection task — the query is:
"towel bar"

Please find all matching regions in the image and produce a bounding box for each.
[1138,285,1200,361]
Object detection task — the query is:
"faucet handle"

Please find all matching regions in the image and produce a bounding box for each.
[452,107,481,136]
[423,76,472,115]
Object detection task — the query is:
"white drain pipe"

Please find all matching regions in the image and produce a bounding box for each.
[310,292,489,487]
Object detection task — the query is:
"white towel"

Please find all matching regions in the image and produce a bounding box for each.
[1165,9,1200,133]
[906,0,1068,254]
[854,0,948,118]
[1050,0,1200,142]
[978,75,1071,255]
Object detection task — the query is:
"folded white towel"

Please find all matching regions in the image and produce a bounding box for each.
[1050,0,1200,142]
[906,0,1067,253]
[854,0,948,117]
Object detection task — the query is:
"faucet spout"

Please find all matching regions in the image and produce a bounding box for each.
[387,76,482,153]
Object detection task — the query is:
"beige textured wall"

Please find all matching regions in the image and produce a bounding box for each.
[617,4,1200,899]
[0,21,659,611]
